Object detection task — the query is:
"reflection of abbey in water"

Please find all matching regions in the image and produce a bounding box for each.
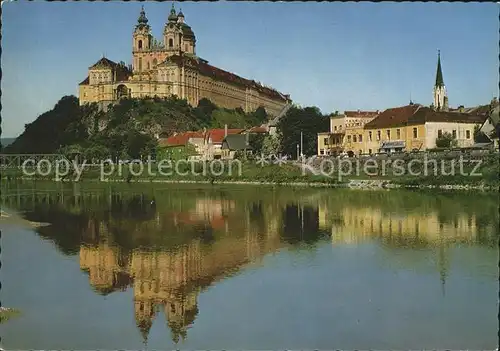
[318,205,489,245]
[78,196,294,344]
[8,186,495,344]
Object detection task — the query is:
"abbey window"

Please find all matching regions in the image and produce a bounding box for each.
[138,40,143,49]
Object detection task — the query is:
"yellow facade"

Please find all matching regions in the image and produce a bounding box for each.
[318,205,480,246]
[363,124,426,154]
[317,111,378,156]
[343,126,366,155]
[78,6,290,116]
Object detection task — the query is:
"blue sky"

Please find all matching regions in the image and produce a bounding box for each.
[2,1,498,137]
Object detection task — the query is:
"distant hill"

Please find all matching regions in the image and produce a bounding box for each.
[1,138,16,148]
[3,95,269,157]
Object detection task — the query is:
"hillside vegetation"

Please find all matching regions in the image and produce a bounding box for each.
[5,95,331,160]
[4,96,269,159]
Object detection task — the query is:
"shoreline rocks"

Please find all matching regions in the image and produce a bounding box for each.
[4,176,494,192]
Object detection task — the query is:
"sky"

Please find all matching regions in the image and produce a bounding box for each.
[1,1,498,137]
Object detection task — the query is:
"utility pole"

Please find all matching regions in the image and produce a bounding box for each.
[296,144,300,160]
[300,131,304,161]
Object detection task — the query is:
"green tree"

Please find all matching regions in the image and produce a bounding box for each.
[262,132,283,156]
[248,133,266,154]
[435,132,457,148]
[246,106,268,127]
[5,95,85,154]
[194,98,217,127]
[211,108,247,128]
[277,106,329,157]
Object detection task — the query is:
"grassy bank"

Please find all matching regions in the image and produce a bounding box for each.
[2,155,498,191]
[1,162,345,186]
[0,308,21,324]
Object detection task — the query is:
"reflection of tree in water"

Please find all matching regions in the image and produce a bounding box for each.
[195,224,215,245]
[248,202,266,234]
[108,194,155,222]
[474,211,499,248]
[16,193,157,254]
[281,204,329,245]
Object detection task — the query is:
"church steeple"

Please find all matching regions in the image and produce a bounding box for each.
[433,50,448,111]
[435,50,444,87]
[168,3,178,22]
[136,5,150,29]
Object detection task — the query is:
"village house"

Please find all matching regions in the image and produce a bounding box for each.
[317,110,379,156]
[478,103,500,150]
[158,122,271,161]
[221,134,252,160]
[202,127,245,160]
[363,103,485,153]
[317,51,490,156]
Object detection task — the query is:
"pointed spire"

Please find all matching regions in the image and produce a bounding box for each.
[137,5,149,27]
[168,2,178,22]
[435,49,444,87]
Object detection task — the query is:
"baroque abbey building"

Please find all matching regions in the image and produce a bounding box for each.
[78,5,291,116]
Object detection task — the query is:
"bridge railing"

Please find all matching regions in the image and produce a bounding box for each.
[0,154,70,169]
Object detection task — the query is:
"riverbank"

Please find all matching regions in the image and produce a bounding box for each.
[0,308,21,324]
[0,210,51,228]
[3,175,497,192]
[2,158,498,192]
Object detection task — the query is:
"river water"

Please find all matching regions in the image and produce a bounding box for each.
[0,182,498,350]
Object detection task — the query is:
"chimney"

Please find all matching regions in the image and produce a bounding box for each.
[491,97,498,107]
[224,124,228,137]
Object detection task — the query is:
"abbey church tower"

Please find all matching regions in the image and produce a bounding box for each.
[132,6,152,72]
[78,5,290,116]
[163,5,196,55]
[433,50,448,111]
[131,5,197,74]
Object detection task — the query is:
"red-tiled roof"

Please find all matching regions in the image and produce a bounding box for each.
[161,131,205,147]
[205,129,244,143]
[159,129,245,146]
[413,108,485,124]
[165,54,289,102]
[344,110,379,118]
[365,105,420,129]
[365,104,485,129]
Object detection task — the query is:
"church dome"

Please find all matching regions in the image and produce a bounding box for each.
[180,23,195,39]
[137,6,148,25]
[168,6,178,22]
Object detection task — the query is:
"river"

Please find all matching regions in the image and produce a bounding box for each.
[0,181,498,349]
